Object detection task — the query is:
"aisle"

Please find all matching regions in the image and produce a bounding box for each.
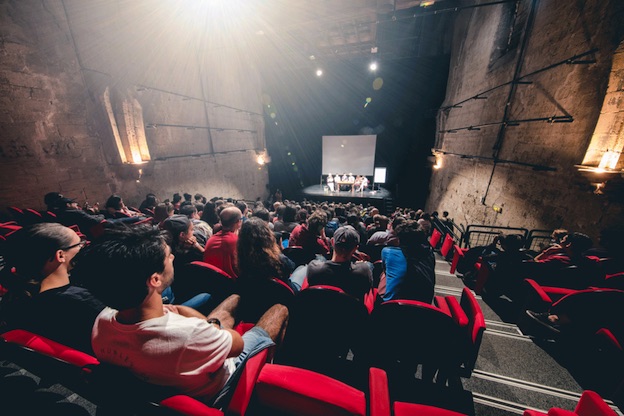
[432,255,623,415]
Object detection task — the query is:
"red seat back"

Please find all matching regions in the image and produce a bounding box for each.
[429,228,442,249]
[440,233,454,258]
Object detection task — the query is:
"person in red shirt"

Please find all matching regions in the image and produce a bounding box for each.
[288,210,330,256]
[203,206,242,278]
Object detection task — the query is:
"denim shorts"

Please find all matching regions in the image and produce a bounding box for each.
[210,326,275,408]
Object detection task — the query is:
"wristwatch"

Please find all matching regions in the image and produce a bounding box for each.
[207,318,222,329]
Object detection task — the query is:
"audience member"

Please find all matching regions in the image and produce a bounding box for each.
[179,204,212,245]
[82,226,288,407]
[367,215,405,247]
[378,220,436,303]
[274,204,298,233]
[0,223,104,354]
[306,225,373,302]
[104,194,142,218]
[138,193,158,214]
[237,217,299,291]
[162,215,205,267]
[203,206,242,278]
[288,209,330,255]
[523,232,601,287]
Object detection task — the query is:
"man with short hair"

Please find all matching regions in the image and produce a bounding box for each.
[367,215,404,247]
[203,206,242,278]
[306,225,373,302]
[84,226,288,407]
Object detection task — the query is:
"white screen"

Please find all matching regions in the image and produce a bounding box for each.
[322,135,377,176]
[374,167,387,183]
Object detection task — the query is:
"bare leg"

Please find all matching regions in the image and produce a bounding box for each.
[207,294,240,329]
[255,304,289,346]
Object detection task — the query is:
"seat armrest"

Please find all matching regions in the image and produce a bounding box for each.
[369,367,390,416]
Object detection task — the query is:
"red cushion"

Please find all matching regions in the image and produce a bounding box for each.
[445,296,469,327]
[394,402,467,416]
[256,364,366,416]
[159,395,223,416]
[1,329,99,367]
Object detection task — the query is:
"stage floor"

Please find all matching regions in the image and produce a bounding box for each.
[298,184,392,205]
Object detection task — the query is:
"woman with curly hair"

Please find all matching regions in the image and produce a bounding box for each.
[237,217,301,291]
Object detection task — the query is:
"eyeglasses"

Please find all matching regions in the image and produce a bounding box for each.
[59,240,88,251]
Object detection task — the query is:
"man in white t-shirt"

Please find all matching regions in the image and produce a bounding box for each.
[81,226,288,407]
[327,173,335,191]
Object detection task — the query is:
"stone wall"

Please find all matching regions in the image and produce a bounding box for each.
[426,0,624,240]
[0,0,267,213]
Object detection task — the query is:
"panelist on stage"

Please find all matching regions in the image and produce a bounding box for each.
[327,173,335,192]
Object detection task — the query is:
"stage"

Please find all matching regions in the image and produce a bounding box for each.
[297,184,393,213]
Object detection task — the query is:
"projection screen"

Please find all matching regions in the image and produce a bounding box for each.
[322,135,377,176]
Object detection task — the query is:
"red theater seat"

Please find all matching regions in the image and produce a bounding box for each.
[523,390,617,416]
[440,233,454,258]
[429,228,442,249]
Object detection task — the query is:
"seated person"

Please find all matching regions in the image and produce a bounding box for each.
[237,217,298,291]
[479,234,534,297]
[522,232,601,288]
[532,229,568,260]
[327,173,335,192]
[203,206,242,278]
[104,194,143,218]
[367,215,403,247]
[288,210,330,256]
[52,196,107,238]
[306,225,373,302]
[0,223,104,354]
[83,226,289,407]
[378,220,436,303]
[162,215,205,267]
[179,204,212,246]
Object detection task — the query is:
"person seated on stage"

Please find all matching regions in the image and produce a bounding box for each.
[347,172,355,187]
[327,173,335,192]
[358,176,369,192]
[82,226,288,407]
[334,174,341,189]
[288,209,330,256]
[354,175,362,191]
[306,225,373,303]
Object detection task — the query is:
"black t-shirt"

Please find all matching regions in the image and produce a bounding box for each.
[306,260,373,302]
[8,284,105,354]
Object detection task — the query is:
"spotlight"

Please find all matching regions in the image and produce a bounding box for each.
[316,69,323,77]
[369,62,378,71]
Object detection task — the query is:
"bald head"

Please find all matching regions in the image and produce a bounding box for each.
[220,206,242,231]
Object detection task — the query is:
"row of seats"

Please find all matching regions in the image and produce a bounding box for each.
[3,328,616,415]
[431,225,624,407]
[171,260,486,388]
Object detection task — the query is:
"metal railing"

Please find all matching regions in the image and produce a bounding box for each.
[462,225,529,248]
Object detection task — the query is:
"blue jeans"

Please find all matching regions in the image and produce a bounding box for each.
[211,326,275,409]
[162,287,211,310]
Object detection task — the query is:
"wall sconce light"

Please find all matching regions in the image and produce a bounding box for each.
[577,149,622,174]
[432,151,442,169]
[256,149,271,166]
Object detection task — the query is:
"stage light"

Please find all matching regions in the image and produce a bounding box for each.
[369,62,378,71]
[316,69,323,77]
